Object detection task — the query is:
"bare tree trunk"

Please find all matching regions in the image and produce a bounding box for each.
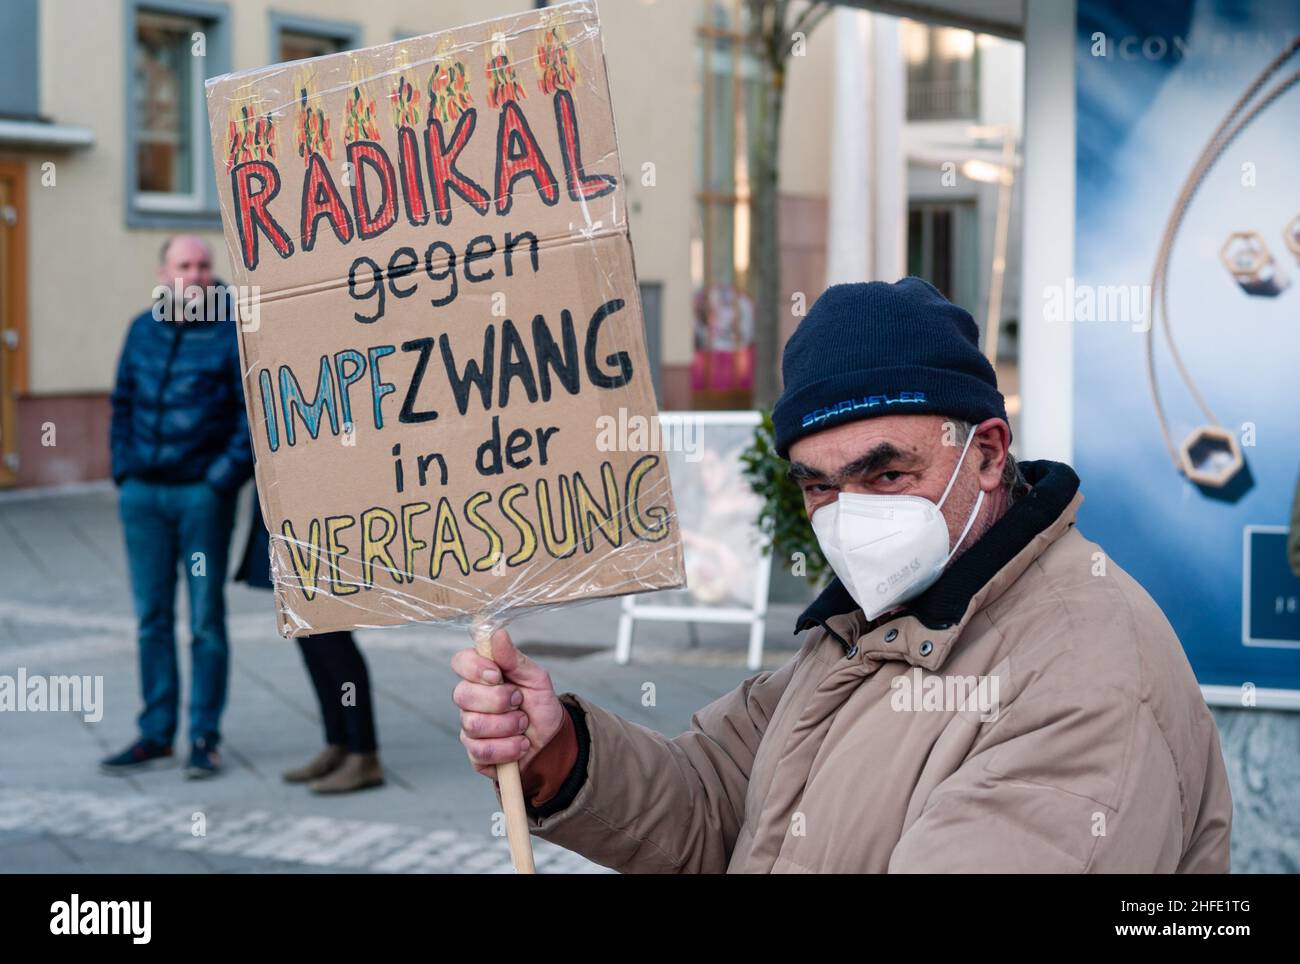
[751,65,783,407]
[746,0,829,408]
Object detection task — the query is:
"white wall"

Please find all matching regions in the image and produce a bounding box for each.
[1018,0,1075,462]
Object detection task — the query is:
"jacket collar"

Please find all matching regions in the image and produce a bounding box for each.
[145,279,237,329]
[796,459,1082,666]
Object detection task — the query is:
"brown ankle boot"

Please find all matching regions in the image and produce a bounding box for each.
[282,745,347,783]
[309,752,385,794]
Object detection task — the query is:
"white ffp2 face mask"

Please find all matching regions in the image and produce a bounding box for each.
[810,428,985,622]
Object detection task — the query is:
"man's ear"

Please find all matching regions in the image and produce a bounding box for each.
[972,417,1011,493]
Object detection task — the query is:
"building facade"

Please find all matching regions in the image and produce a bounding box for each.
[0,0,1018,487]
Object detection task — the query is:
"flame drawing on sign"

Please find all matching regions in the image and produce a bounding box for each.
[486,32,526,108]
[536,21,577,94]
[226,97,277,172]
[344,57,382,143]
[427,38,472,125]
[390,49,422,130]
[294,67,333,163]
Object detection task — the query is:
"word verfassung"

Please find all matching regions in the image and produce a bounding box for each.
[276,454,672,601]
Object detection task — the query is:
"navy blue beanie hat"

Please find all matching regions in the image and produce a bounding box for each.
[771,278,1008,459]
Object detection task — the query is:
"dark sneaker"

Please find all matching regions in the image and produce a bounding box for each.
[184,736,222,780]
[99,738,173,775]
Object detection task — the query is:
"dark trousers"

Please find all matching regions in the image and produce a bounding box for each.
[296,632,379,754]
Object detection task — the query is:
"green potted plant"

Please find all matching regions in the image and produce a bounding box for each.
[739,410,829,592]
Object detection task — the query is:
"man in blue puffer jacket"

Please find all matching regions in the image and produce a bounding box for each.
[100,235,253,780]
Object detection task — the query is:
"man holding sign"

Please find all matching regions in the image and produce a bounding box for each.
[453,279,1234,873]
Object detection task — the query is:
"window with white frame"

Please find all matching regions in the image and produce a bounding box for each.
[133,9,207,211]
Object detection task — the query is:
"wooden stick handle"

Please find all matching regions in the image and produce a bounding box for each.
[472,623,537,874]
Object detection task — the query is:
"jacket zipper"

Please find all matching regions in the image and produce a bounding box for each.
[816,619,857,659]
[149,323,184,468]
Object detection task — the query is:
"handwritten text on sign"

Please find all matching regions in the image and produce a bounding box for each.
[207,5,683,632]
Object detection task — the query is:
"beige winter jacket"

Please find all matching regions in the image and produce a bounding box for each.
[526,460,1234,873]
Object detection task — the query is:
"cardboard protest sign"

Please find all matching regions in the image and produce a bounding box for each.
[205,1,684,636]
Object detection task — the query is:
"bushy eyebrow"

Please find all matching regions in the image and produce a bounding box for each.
[787,442,918,486]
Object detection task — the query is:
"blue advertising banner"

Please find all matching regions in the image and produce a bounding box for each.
[1074,0,1300,706]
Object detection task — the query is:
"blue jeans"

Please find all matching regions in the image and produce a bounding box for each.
[119,478,237,746]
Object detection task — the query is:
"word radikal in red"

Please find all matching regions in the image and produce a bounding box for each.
[229,52,614,272]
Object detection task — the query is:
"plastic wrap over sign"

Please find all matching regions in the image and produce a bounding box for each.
[204,1,685,636]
